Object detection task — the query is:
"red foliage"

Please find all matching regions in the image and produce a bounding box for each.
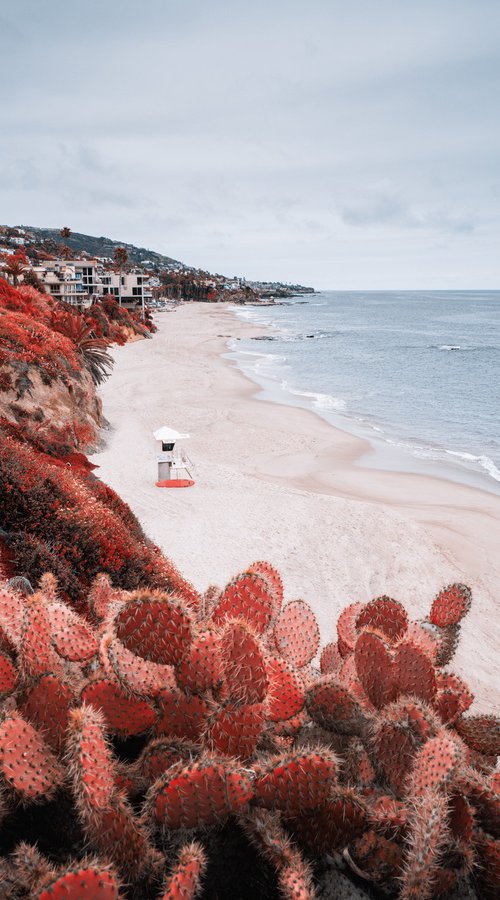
[0,279,52,321]
[0,307,82,384]
[0,429,196,607]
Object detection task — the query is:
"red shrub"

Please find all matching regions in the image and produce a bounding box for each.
[0,429,196,607]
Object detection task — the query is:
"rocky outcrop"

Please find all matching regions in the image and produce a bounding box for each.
[1,365,102,451]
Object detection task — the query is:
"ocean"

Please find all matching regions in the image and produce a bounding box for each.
[228,291,500,495]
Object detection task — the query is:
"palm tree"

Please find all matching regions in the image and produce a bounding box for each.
[59,227,72,260]
[22,268,46,293]
[113,247,128,306]
[3,251,28,286]
[51,311,114,385]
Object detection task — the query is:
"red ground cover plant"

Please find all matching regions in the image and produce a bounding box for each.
[0,282,193,607]
[0,428,197,607]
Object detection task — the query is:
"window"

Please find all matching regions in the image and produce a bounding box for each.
[132,287,143,296]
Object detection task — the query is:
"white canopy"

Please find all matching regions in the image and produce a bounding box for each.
[153,426,190,442]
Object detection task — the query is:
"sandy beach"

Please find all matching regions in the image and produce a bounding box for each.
[91,303,500,714]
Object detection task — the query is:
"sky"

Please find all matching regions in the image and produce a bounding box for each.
[1,0,499,289]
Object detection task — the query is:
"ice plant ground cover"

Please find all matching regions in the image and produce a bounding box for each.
[0,281,498,899]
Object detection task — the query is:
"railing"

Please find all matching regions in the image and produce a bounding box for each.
[156,451,196,474]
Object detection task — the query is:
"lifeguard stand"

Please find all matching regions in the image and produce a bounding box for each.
[153,426,195,488]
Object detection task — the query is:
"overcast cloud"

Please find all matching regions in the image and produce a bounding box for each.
[1,0,499,288]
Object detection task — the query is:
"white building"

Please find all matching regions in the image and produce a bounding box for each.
[32,259,100,308]
[99,270,152,309]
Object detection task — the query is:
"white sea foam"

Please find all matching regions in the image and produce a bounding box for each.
[444,450,500,482]
[435,344,494,352]
[385,438,500,483]
[284,384,347,411]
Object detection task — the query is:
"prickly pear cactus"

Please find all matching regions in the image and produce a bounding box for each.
[0,566,496,899]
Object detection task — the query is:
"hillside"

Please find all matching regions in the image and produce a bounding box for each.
[18,225,185,270]
[8,225,315,293]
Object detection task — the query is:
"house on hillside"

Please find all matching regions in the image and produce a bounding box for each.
[32,259,100,308]
[99,270,152,310]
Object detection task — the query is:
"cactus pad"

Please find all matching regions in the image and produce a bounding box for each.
[161,841,207,900]
[207,702,265,759]
[434,672,473,725]
[101,633,176,697]
[175,629,222,695]
[254,750,338,816]
[400,790,449,900]
[266,656,305,722]
[67,706,116,811]
[88,573,118,621]
[274,600,320,668]
[21,674,74,751]
[354,631,396,708]
[20,596,64,679]
[0,712,63,801]
[90,795,162,879]
[319,641,342,675]
[211,572,274,633]
[36,864,120,899]
[156,688,212,741]
[220,620,268,704]
[337,602,365,657]
[0,586,25,648]
[407,733,462,797]
[394,640,437,703]
[306,676,365,734]
[137,737,199,784]
[48,601,98,662]
[149,756,253,828]
[81,677,157,736]
[289,788,367,853]
[356,596,408,643]
[114,591,193,665]
[246,560,284,617]
[0,653,17,695]
[455,714,500,756]
[347,829,404,885]
[429,583,472,628]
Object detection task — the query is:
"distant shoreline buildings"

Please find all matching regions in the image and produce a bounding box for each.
[0,225,315,311]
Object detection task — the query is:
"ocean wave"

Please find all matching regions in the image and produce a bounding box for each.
[235,349,286,362]
[283,383,347,411]
[444,450,500,482]
[433,344,497,352]
[385,437,500,482]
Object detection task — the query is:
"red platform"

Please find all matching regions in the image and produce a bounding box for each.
[156,479,195,488]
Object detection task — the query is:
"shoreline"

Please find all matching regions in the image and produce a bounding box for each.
[90,302,500,714]
[229,298,500,498]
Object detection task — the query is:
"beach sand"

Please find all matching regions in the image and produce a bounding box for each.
[91,303,500,714]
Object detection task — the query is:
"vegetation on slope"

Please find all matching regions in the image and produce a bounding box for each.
[17,226,183,270]
[0,280,192,607]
